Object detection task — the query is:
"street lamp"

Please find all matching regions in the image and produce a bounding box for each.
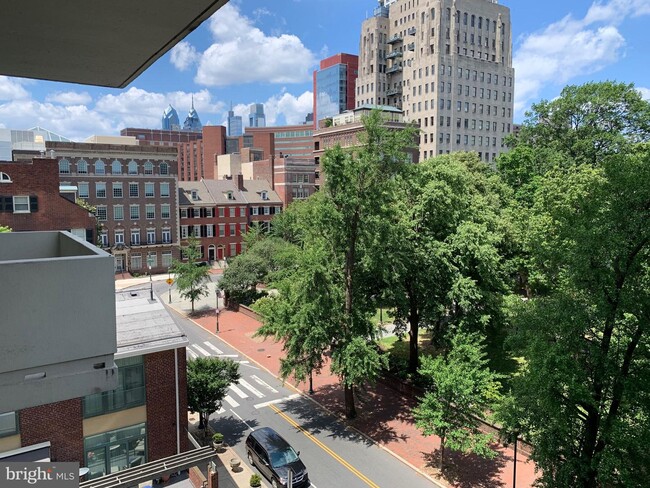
[168,266,172,304]
[215,287,221,333]
[147,255,154,301]
[308,370,314,395]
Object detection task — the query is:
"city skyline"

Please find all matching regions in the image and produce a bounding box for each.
[0,0,649,141]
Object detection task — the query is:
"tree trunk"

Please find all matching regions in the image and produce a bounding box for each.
[408,293,419,375]
[439,438,446,471]
[344,384,356,419]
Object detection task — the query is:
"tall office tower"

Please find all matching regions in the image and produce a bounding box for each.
[183,96,203,131]
[356,0,514,163]
[249,103,266,128]
[161,104,180,130]
[313,53,359,128]
[228,103,243,136]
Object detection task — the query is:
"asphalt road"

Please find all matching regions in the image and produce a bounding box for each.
[152,280,435,488]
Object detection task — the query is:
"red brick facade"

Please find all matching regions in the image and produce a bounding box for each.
[0,158,95,239]
[145,349,190,460]
[19,398,85,463]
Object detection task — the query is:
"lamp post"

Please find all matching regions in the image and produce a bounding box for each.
[147,256,154,301]
[308,370,314,395]
[215,287,221,333]
[168,267,172,304]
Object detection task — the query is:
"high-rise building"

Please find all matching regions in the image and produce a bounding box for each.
[356,0,514,163]
[228,104,243,137]
[248,103,266,128]
[162,105,180,131]
[313,53,359,127]
[183,97,203,131]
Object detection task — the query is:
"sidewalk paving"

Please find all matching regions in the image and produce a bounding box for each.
[116,274,539,488]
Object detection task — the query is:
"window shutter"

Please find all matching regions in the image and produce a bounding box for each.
[30,196,38,212]
[2,196,13,212]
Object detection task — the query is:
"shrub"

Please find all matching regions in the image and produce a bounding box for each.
[249,473,261,487]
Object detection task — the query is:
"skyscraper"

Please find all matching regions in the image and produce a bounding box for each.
[228,103,243,136]
[356,0,514,163]
[313,53,359,127]
[248,103,266,128]
[183,96,202,131]
[161,105,180,131]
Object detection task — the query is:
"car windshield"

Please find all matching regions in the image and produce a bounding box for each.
[269,447,299,468]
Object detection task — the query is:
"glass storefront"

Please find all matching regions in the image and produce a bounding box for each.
[84,423,146,479]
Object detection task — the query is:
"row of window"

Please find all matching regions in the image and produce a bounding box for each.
[431,133,501,148]
[0,195,37,214]
[95,204,171,221]
[59,159,171,176]
[181,223,246,239]
[99,228,173,247]
[78,181,171,199]
[180,206,281,219]
[430,116,511,133]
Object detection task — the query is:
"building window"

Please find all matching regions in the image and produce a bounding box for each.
[229,207,236,218]
[161,204,171,219]
[129,183,139,198]
[144,161,153,175]
[263,206,270,215]
[181,225,188,238]
[159,162,169,175]
[78,182,89,198]
[0,412,18,438]
[128,161,138,175]
[114,230,124,244]
[193,225,201,237]
[145,182,154,198]
[0,172,11,183]
[59,159,70,174]
[145,204,155,219]
[113,182,123,198]
[219,224,225,237]
[131,229,140,245]
[218,207,225,218]
[111,161,122,175]
[240,223,246,235]
[162,228,171,244]
[162,251,172,268]
[95,161,105,175]
[275,206,281,214]
[160,182,170,198]
[229,243,237,257]
[147,252,157,268]
[12,196,30,213]
[83,356,144,418]
[251,207,259,216]
[100,230,109,246]
[147,229,156,244]
[96,182,106,198]
[205,207,213,218]
[96,206,107,221]
[131,253,142,269]
[84,423,147,479]
[206,225,214,238]
[130,205,140,220]
[192,208,200,218]
[77,160,88,174]
[113,205,124,220]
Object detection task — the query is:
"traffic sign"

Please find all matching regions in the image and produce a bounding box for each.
[166,278,174,285]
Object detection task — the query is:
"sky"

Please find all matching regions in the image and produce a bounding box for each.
[1,0,649,141]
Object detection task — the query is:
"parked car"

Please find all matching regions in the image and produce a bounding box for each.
[245,427,310,488]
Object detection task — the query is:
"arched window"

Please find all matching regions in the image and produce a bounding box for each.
[159,162,169,175]
[95,160,105,175]
[111,160,122,175]
[128,160,138,175]
[59,159,70,174]
[144,161,153,175]
[471,14,475,27]
[77,159,88,174]
[0,171,11,183]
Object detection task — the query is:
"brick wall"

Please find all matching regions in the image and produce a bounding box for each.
[145,349,189,460]
[19,398,84,462]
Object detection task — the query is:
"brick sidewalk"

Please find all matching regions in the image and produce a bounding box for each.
[183,307,539,488]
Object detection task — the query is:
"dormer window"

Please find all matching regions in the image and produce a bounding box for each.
[260,191,268,201]
[191,189,199,201]
[226,191,234,200]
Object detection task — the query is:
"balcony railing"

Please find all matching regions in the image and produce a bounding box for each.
[387,34,403,44]
[386,50,402,59]
[386,65,403,74]
[407,27,416,36]
[386,86,402,96]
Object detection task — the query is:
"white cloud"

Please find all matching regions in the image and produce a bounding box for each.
[263,90,313,125]
[170,41,199,71]
[0,76,29,101]
[638,87,650,100]
[513,0,650,116]
[181,3,315,87]
[45,91,92,105]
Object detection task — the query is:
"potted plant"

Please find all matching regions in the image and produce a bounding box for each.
[212,432,224,450]
[249,473,261,487]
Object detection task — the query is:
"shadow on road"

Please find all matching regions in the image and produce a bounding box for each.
[422,447,508,488]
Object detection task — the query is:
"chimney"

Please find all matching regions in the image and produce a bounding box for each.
[237,173,244,190]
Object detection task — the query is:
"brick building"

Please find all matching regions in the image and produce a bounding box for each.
[48,141,180,274]
[0,288,189,479]
[0,158,96,241]
[120,128,203,148]
[178,176,282,261]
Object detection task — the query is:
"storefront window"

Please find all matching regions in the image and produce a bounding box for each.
[84,423,146,479]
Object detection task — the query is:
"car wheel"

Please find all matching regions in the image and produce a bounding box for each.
[247,451,254,466]
[271,479,279,488]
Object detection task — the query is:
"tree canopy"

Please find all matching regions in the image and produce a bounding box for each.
[170,235,211,313]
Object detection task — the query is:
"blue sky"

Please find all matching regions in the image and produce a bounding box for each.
[1,0,649,140]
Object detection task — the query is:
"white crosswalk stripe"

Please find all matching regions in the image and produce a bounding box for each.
[203,341,224,354]
[251,375,279,394]
[224,395,239,408]
[193,344,211,357]
[229,384,249,399]
[187,348,198,360]
[238,379,264,399]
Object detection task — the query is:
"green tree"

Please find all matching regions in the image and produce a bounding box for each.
[505,147,650,487]
[0,225,11,232]
[255,111,418,418]
[170,235,210,313]
[187,356,240,430]
[387,153,510,374]
[413,331,502,471]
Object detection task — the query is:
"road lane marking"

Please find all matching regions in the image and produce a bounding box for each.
[238,379,264,398]
[193,344,211,356]
[229,384,249,399]
[230,409,255,431]
[254,394,300,409]
[187,348,198,360]
[269,404,380,488]
[251,375,279,393]
[224,395,240,408]
[203,341,224,354]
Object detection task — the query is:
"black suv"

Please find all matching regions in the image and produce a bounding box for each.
[245,427,310,488]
